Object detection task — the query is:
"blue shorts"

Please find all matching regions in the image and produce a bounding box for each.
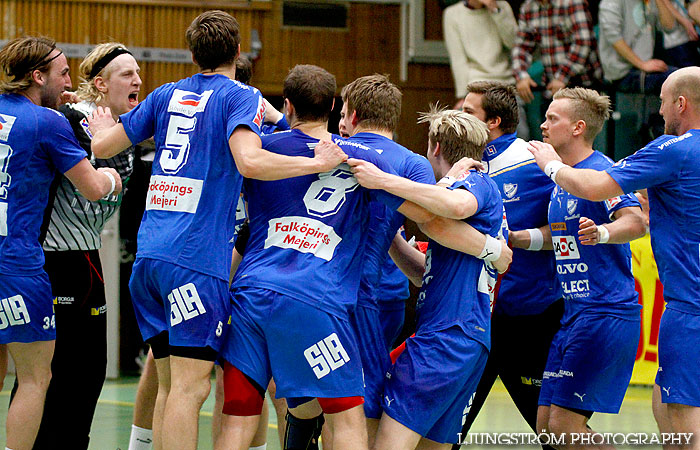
[383,324,488,444]
[351,304,392,419]
[378,300,405,350]
[128,257,230,351]
[222,287,364,400]
[539,313,640,414]
[0,272,55,343]
[656,308,700,407]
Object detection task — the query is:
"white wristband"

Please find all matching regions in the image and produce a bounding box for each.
[526,228,544,251]
[438,176,457,186]
[103,171,116,197]
[544,160,566,184]
[478,235,502,262]
[597,225,610,244]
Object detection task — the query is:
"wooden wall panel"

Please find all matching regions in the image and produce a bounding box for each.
[0,0,453,149]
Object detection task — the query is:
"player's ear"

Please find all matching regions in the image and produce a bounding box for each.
[572,119,586,138]
[31,69,44,87]
[330,97,335,113]
[350,109,359,127]
[487,116,501,131]
[432,141,441,157]
[94,75,107,93]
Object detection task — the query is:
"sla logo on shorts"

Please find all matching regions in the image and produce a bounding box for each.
[0,295,30,329]
[553,236,580,260]
[169,283,207,326]
[304,333,350,379]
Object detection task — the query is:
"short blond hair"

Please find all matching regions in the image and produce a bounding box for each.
[74,42,131,103]
[553,87,610,142]
[418,106,489,165]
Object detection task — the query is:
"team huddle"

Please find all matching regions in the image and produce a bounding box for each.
[0,7,699,450]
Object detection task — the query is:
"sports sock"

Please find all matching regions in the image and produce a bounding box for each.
[250,444,268,450]
[128,424,153,450]
[284,411,324,450]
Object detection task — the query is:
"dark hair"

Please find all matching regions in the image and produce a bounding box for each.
[0,36,58,94]
[466,81,519,134]
[235,55,253,84]
[283,65,336,122]
[186,10,240,71]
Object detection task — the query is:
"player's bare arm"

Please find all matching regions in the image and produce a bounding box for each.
[527,140,625,202]
[388,231,426,286]
[230,130,347,180]
[347,158,478,220]
[88,106,133,159]
[64,159,122,201]
[578,206,646,246]
[419,216,512,273]
[509,225,554,251]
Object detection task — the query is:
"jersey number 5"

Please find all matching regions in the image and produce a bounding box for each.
[160,115,196,174]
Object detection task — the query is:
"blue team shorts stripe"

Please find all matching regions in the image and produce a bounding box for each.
[656,308,700,407]
[351,304,393,419]
[0,272,55,343]
[128,257,230,351]
[539,313,640,413]
[383,324,488,444]
[221,287,364,400]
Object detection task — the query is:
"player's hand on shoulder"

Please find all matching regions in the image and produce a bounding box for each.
[314,140,347,171]
[578,216,599,245]
[347,158,388,189]
[98,167,123,195]
[444,157,485,182]
[527,140,561,171]
[88,106,117,136]
[493,239,512,274]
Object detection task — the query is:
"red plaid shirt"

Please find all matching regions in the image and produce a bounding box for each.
[512,0,602,86]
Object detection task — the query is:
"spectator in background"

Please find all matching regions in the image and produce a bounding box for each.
[512,0,602,104]
[598,0,678,93]
[442,0,517,103]
[658,0,700,67]
[443,0,533,137]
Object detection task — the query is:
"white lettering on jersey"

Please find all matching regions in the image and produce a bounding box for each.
[146,175,203,213]
[303,164,359,218]
[0,201,7,236]
[0,295,31,329]
[557,262,589,274]
[553,236,581,260]
[303,333,350,379]
[265,216,341,261]
[168,283,206,326]
[167,89,213,117]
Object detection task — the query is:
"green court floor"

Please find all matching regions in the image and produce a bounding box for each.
[0,375,660,449]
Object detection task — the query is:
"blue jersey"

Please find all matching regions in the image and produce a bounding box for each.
[376,252,410,302]
[415,171,503,349]
[607,131,700,315]
[549,151,641,325]
[121,73,264,281]
[338,133,435,308]
[0,94,86,276]
[232,130,403,319]
[484,133,560,315]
